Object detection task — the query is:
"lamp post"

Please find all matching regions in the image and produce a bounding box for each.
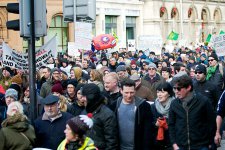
[180,0,184,40]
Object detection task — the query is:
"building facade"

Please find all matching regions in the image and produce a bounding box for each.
[0,0,224,53]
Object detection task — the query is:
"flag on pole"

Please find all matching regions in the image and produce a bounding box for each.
[220,30,225,35]
[167,31,179,40]
[205,34,212,43]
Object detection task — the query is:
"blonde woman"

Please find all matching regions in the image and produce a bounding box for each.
[89,69,104,91]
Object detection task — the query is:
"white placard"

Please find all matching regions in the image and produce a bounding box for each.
[137,35,163,55]
[74,22,92,50]
[127,40,136,52]
[68,42,80,57]
[212,34,225,56]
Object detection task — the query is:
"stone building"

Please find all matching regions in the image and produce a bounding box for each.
[0,0,224,53]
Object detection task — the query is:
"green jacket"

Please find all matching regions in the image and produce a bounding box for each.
[0,114,36,150]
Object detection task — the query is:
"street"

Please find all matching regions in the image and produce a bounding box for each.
[218,139,225,150]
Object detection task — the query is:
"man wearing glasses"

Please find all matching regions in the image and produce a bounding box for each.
[168,72,215,150]
[193,64,221,111]
[207,53,225,93]
[142,63,165,99]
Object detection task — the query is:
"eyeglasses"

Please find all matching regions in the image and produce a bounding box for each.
[173,86,183,91]
[195,71,203,74]
[208,59,214,62]
[149,68,156,70]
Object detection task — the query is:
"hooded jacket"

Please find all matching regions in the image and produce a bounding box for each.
[0,114,36,150]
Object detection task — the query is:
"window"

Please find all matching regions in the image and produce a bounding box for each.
[126,16,136,40]
[22,38,44,52]
[105,16,117,34]
[48,15,68,53]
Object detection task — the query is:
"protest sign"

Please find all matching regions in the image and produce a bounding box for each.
[137,35,163,55]
[2,36,57,70]
[74,22,92,50]
[68,42,80,57]
[127,40,136,52]
[212,34,225,56]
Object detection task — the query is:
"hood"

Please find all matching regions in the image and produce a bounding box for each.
[1,114,29,132]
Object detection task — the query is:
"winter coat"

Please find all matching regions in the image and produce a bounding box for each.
[193,79,222,110]
[217,90,225,118]
[111,96,155,150]
[207,64,225,93]
[86,104,119,150]
[34,112,73,150]
[0,114,36,150]
[57,137,96,150]
[40,79,54,98]
[151,103,172,150]
[168,93,215,150]
[67,101,85,117]
[135,83,154,101]
[141,73,166,99]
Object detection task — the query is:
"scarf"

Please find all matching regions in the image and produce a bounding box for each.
[155,97,174,118]
[206,65,217,80]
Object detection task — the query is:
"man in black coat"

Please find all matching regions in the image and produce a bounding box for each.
[193,64,221,110]
[81,83,118,150]
[169,72,215,150]
[34,95,73,150]
[111,78,155,150]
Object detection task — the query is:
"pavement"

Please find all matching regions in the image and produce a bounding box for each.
[218,139,225,150]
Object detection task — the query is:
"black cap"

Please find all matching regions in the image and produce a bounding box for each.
[209,53,218,61]
[41,94,59,105]
[195,64,207,75]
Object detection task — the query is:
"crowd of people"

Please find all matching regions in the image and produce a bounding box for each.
[0,45,225,150]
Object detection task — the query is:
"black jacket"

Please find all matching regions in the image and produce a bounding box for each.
[86,104,119,150]
[193,79,222,110]
[34,112,73,150]
[168,93,215,149]
[111,96,155,150]
[151,104,171,149]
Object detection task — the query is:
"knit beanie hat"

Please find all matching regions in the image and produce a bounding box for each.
[195,64,207,75]
[51,68,61,76]
[116,65,126,73]
[5,88,18,101]
[51,82,63,95]
[130,60,136,65]
[67,114,93,137]
[67,79,78,88]
[11,74,22,85]
[81,83,103,113]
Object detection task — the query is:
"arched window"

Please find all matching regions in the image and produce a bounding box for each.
[48,15,68,53]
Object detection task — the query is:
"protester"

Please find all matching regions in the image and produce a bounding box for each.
[103,72,121,107]
[151,82,174,150]
[34,94,73,150]
[0,101,36,150]
[169,72,215,150]
[129,73,154,102]
[81,83,118,150]
[111,78,155,150]
[57,114,97,150]
[142,63,166,99]
[67,83,86,116]
[40,68,61,98]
